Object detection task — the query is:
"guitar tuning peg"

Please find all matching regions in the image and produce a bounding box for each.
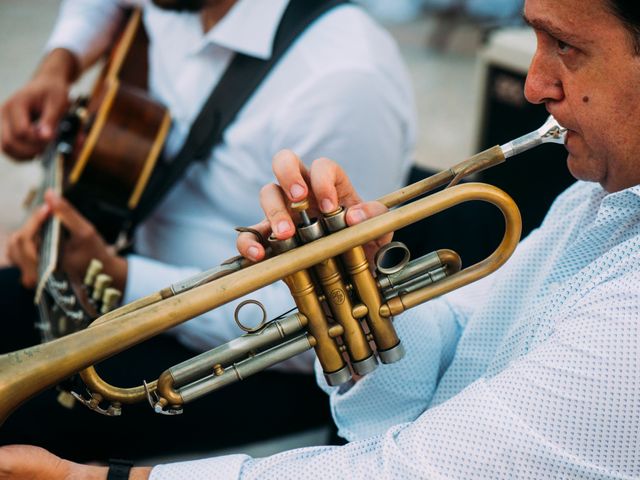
[92,273,112,302]
[84,259,104,287]
[101,287,122,314]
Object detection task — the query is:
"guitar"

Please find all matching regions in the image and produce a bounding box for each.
[34,9,171,342]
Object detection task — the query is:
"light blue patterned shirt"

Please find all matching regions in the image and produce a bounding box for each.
[152,181,640,479]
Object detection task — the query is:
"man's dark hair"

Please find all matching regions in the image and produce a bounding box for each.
[606,1,640,54]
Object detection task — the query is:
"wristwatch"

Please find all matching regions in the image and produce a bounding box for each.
[107,458,134,480]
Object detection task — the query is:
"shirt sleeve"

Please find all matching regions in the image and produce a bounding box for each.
[315,299,462,441]
[44,0,127,69]
[149,273,640,479]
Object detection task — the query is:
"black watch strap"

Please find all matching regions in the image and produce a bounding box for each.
[107,458,134,480]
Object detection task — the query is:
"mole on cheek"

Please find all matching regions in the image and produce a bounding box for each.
[582,95,589,103]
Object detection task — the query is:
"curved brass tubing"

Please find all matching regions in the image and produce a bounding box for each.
[437,249,463,273]
[380,183,521,317]
[79,367,157,405]
[0,182,518,423]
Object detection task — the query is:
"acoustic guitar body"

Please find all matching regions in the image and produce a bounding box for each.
[65,8,170,242]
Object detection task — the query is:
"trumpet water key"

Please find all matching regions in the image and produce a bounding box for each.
[0,116,567,424]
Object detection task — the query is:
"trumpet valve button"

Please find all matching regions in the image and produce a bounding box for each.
[291,199,311,226]
[290,198,310,213]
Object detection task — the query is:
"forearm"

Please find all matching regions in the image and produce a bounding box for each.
[0,445,152,480]
[45,0,125,71]
[33,48,80,85]
[131,467,153,480]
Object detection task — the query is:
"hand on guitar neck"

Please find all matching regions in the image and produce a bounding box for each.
[2,15,169,336]
[6,189,127,292]
[0,48,79,160]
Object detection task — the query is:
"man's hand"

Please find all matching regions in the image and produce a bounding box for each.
[0,48,78,160]
[0,445,76,480]
[236,149,390,263]
[6,201,51,288]
[0,445,153,479]
[7,190,127,290]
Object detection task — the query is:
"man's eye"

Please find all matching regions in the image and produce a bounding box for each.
[557,40,572,54]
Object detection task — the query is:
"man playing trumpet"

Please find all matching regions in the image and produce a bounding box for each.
[1,0,640,478]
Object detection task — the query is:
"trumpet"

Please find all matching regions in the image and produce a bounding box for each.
[0,116,566,424]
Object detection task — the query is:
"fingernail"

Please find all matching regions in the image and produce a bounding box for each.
[38,124,53,138]
[349,208,366,224]
[247,246,260,260]
[39,204,49,215]
[321,199,335,213]
[290,184,305,199]
[276,220,291,236]
[46,192,59,206]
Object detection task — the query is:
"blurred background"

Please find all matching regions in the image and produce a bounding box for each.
[0,0,576,461]
[0,0,532,266]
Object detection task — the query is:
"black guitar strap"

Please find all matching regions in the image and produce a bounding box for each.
[132,0,349,228]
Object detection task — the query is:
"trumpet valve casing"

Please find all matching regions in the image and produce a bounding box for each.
[297,213,378,376]
[323,208,404,365]
[269,234,352,385]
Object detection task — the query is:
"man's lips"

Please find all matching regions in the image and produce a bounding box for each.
[544,109,576,149]
[564,130,578,152]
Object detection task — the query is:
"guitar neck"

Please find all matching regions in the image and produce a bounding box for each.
[34,145,65,303]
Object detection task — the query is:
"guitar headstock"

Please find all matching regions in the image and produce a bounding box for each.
[35,259,122,342]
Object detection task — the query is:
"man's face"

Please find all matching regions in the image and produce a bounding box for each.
[524,0,640,192]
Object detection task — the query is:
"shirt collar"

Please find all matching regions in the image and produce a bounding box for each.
[594,183,640,223]
[201,0,290,59]
[628,184,640,198]
[603,183,640,201]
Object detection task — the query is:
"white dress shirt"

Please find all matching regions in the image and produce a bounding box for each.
[151,181,640,478]
[46,0,417,371]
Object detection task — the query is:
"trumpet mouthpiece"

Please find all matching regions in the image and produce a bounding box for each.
[501,115,567,159]
[537,115,567,144]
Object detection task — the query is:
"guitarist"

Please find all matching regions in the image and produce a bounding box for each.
[0,0,417,462]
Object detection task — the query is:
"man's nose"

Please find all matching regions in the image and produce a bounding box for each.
[524,51,564,105]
